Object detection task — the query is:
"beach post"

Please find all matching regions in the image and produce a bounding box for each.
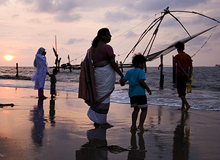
[159,55,164,88]
[172,56,176,84]
[120,61,123,72]
[16,63,19,77]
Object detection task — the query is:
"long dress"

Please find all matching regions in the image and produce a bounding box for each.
[31,47,48,90]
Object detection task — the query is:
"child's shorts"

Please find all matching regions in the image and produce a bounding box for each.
[130,95,148,108]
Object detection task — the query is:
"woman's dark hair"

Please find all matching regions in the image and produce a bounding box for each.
[92,28,109,47]
[175,42,185,51]
[132,53,147,68]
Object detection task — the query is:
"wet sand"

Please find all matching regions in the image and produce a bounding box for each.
[0,87,220,160]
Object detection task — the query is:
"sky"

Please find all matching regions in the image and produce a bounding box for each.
[0,0,220,67]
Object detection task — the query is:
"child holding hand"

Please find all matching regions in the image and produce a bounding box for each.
[120,54,151,131]
[49,68,58,98]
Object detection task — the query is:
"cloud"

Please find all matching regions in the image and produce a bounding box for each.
[211,29,220,40]
[12,14,19,19]
[125,0,208,14]
[66,38,85,44]
[0,0,8,5]
[19,0,80,22]
[124,30,139,38]
[104,11,133,22]
[55,13,81,23]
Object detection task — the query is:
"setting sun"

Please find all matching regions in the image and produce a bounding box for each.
[4,55,14,61]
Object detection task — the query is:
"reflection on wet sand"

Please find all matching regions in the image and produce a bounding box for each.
[76,127,148,160]
[76,128,108,160]
[30,99,46,146]
[128,130,147,160]
[49,98,56,126]
[172,112,190,160]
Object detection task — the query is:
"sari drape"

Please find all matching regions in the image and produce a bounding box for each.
[78,49,115,124]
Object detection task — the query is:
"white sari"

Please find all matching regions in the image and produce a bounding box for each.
[87,63,115,124]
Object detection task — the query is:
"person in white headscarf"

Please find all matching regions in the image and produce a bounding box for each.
[31,47,49,99]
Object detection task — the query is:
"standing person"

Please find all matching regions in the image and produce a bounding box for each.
[49,68,58,98]
[31,47,49,99]
[79,28,124,128]
[174,42,193,112]
[120,54,152,131]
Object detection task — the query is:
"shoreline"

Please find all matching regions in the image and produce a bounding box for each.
[1,87,220,159]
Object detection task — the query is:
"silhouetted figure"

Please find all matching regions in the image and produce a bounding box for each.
[174,42,193,112]
[31,47,49,99]
[49,68,58,98]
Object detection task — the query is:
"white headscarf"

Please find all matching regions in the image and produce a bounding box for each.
[34,47,45,67]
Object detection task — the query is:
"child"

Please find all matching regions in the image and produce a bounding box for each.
[120,54,152,131]
[49,68,58,98]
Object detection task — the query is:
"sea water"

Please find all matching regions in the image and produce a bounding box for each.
[0,66,220,111]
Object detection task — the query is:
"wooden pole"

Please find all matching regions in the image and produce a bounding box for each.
[173,56,176,84]
[16,63,18,77]
[120,61,123,72]
[159,55,164,88]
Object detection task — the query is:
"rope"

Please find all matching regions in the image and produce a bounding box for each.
[191,25,218,58]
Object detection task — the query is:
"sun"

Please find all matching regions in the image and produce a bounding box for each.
[4,55,14,61]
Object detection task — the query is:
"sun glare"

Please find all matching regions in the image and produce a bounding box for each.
[4,55,14,61]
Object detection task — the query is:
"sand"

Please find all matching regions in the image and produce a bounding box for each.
[0,86,220,160]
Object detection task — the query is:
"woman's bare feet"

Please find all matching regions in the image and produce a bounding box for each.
[100,123,114,129]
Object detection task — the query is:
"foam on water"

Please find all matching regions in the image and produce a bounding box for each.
[0,66,220,111]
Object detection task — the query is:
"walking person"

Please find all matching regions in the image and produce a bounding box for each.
[174,42,193,112]
[120,54,152,131]
[79,28,124,128]
[31,47,49,99]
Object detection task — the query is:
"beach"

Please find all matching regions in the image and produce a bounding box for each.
[0,86,220,160]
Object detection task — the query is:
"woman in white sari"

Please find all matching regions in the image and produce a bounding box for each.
[31,47,49,99]
[84,28,124,128]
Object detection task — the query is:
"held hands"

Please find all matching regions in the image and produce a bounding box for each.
[148,90,152,95]
[119,78,126,86]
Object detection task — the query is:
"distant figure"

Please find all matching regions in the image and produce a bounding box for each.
[174,42,193,112]
[120,54,151,131]
[49,68,58,98]
[78,28,124,128]
[31,47,49,99]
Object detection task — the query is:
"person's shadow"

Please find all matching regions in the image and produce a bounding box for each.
[172,112,190,160]
[127,130,147,160]
[76,128,108,160]
[30,99,46,146]
[49,97,56,126]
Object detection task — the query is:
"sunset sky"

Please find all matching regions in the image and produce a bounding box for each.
[0,0,220,67]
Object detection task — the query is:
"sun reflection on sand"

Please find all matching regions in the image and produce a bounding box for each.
[1,110,11,114]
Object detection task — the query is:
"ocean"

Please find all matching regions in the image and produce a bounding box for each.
[0,66,220,111]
